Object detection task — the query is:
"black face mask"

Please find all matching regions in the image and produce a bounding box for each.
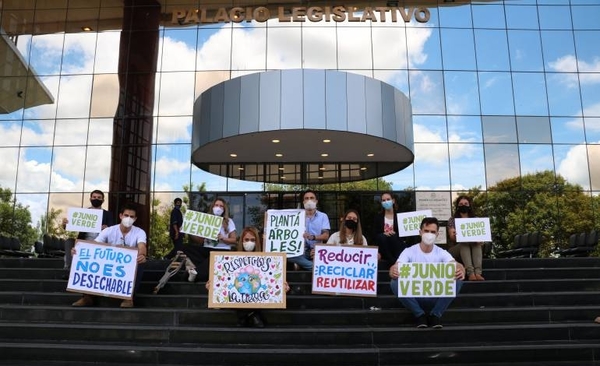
[457,205,471,214]
[91,199,103,208]
[345,220,358,230]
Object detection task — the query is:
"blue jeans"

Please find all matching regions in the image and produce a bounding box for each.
[390,279,463,318]
[287,248,313,270]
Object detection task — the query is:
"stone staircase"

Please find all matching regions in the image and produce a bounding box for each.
[1,257,600,365]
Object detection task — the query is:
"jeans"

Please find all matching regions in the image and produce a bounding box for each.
[390,278,463,318]
[287,249,313,270]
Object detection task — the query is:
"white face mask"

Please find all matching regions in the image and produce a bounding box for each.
[304,200,317,210]
[212,207,224,216]
[243,240,256,252]
[121,217,135,228]
[421,232,437,246]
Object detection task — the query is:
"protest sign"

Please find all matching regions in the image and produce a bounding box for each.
[455,217,492,242]
[180,209,223,240]
[312,244,379,297]
[396,262,456,298]
[67,240,138,300]
[208,252,287,309]
[66,207,103,233]
[264,209,305,258]
[397,210,433,237]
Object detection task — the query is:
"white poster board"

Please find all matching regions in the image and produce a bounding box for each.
[455,217,492,242]
[312,244,379,297]
[264,209,306,258]
[66,240,138,300]
[396,262,456,298]
[180,209,223,240]
[397,210,433,237]
[66,207,103,233]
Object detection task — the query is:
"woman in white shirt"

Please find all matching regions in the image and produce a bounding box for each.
[327,209,368,246]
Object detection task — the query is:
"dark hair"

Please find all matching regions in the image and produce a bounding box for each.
[120,203,137,215]
[420,217,439,230]
[380,191,396,211]
[90,190,105,199]
[302,189,318,201]
[174,198,182,204]
[339,209,364,245]
[454,195,476,218]
[237,227,262,252]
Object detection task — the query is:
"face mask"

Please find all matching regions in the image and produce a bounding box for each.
[381,201,393,210]
[90,199,103,208]
[121,217,135,228]
[345,220,358,230]
[212,207,224,216]
[458,205,471,214]
[422,232,436,246]
[174,205,181,210]
[304,200,317,210]
[243,240,256,252]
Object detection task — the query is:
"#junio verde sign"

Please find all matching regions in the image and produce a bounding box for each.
[66,207,103,233]
[180,209,223,241]
[396,262,456,298]
[264,209,306,258]
[171,6,430,25]
[455,217,492,242]
[397,210,433,237]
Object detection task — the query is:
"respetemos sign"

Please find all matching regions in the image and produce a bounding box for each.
[172,6,430,25]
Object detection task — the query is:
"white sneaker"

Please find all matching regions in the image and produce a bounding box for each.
[188,269,197,282]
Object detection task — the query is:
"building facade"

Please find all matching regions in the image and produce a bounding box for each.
[0,0,599,252]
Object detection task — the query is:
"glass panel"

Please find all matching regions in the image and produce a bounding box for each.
[474,30,510,71]
[508,31,544,71]
[590,145,600,190]
[267,27,301,69]
[152,144,191,192]
[585,118,600,142]
[231,26,266,70]
[513,73,548,116]
[0,148,19,188]
[51,146,85,191]
[478,72,514,115]
[581,83,600,118]
[414,143,450,190]
[472,4,505,29]
[505,5,538,30]
[156,72,195,116]
[160,29,198,72]
[155,116,192,143]
[87,119,113,145]
[93,31,120,74]
[373,70,408,95]
[407,26,441,70]
[449,143,486,189]
[538,6,572,30]
[192,167,227,191]
[195,71,230,97]
[448,116,482,143]
[372,26,406,69]
[23,76,60,119]
[196,27,231,71]
[482,116,517,143]
[20,120,55,146]
[441,28,476,71]
[56,75,93,118]
[62,32,97,75]
[302,27,336,69]
[48,193,85,222]
[517,117,552,144]
[572,6,600,30]
[545,73,582,117]
[551,117,586,144]
[438,3,472,28]
[16,147,52,193]
[541,31,576,72]
[413,116,447,142]
[54,119,88,145]
[519,144,554,175]
[383,168,415,190]
[90,74,119,118]
[28,33,65,76]
[444,71,480,115]
[337,27,372,70]
[484,144,520,186]
[555,144,590,190]
[409,70,445,114]
[83,146,111,191]
[16,193,49,231]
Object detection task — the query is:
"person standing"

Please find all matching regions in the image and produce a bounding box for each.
[389,217,465,328]
[447,195,484,281]
[165,198,184,260]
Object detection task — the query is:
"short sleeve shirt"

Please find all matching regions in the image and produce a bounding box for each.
[95,224,146,248]
[204,219,236,250]
[327,231,368,246]
[397,243,454,264]
[305,210,330,249]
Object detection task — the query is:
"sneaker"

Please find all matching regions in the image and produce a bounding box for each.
[72,295,94,307]
[188,269,198,282]
[120,299,134,308]
[429,315,443,329]
[416,314,428,328]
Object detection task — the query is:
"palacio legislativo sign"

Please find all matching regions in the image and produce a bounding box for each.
[172,6,430,25]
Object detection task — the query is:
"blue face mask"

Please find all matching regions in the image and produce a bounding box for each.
[381,201,393,210]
